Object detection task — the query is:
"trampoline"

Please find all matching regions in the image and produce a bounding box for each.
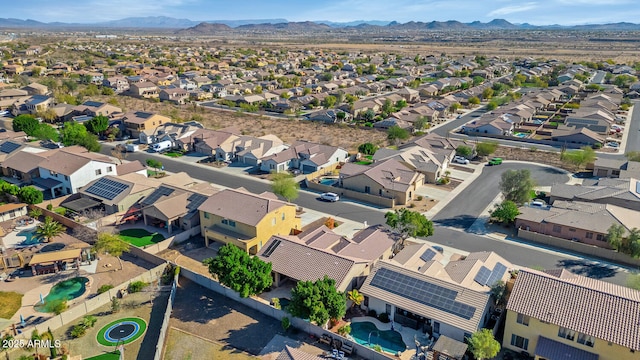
[97,317,147,346]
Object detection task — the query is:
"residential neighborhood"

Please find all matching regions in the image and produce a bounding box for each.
[1,11,640,360]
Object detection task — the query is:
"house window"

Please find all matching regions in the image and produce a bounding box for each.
[95,169,102,176]
[516,313,530,326]
[558,327,575,341]
[569,228,576,232]
[204,212,210,219]
[596,234,604,241]
[433,322,440,334]
[228,220,236,227]
[585,232,593,239]
[553,225,562,233]
[511,334,529,350]
[281,213,285,221]
[379,189,383,195]
[577,333,595,347]
[222,219,228,225]
[365,186,371,194]
[8,210,15,218]
[107,166,113,172]
[363,296,369,307]
[49,170,56,176]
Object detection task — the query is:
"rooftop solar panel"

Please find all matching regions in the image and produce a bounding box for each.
[420,249,437,262]
[141,186,174,205]
[186,193,208,212]
[262,239,281,258]
[474,266,492,285]
[0,141,21,154]
[370,268,476,320]
[84,177,129,201]
[487,263,507,286]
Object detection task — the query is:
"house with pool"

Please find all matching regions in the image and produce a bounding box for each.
[359,244,513,343]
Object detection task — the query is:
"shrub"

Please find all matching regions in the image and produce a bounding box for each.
[128,281,149,293]
[49,299,67,315]
[378,313,390,323]
[70,324,86,338]
[271,298,281,310]
[338,324,351,336]
[46,204,53,210]
[110,297,120,313]
[81,315,97,328]
[281,317,291,332]
[54,207,66,216]
[417,195,423,201]
[373,344,383,352]
[97,284,113,294]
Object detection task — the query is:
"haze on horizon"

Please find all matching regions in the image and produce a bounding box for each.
[5,0,640,26]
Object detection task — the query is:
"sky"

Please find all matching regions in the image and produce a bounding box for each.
[6,0,640,26]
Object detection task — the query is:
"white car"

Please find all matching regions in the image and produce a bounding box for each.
[453,156,470,164]
[320,192,340,202]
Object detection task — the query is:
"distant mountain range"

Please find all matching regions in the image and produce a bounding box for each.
[3,16,640,31]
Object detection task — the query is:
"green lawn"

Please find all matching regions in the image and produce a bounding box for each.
[119,229,165,247]
[0,291,22,319]
[86,351,120,360]
[164,151,184,158]
[355,160,373,165]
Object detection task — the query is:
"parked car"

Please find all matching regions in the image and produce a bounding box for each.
[320,192,340,202]
[606,142,619,148]
[488,157,503,165]
[453,155,470,164]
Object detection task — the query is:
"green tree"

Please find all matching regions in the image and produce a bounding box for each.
[93,232,130,270]
[486,101,498,110]
[625,151,640,162]
[271,172,299,202]
[414,116,429,130]
[78,133,101,152]
[322,95,337,108]
[102,87,115,96]
[491,200,520,223]
[288,276,346,326]
[347,289,364,307]
[203,243,273,298]
[32,123,59,142]
[385,208,434,247]
[606,224,626,252]
[468,96,481,105]
[499,169,536,205]
[387,126,410,144]
[85,115,109,135]
[110,296,120,313]
[629,228,640,258]
[482,87,494,100]
[18,186,43,204]
[12,114,39,136]
[472,76,484,86]
[475,141,499,157]
[35,216,66,243]
[490,280,507,306]
[358,142,378,155]
[560,146,597,171]
[146,158,163,173]
[28,208,42,219]
[456,145,473,158]
[467,329,500,360]
[627,273,640,290]
[362,109,376,122]
[60,121,88,146]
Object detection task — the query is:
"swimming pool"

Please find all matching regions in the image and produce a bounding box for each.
[17,227,40,246]
[514,133,527,138]
[319,178,337,186]
[36,277,89,312]
[350,321,407,354]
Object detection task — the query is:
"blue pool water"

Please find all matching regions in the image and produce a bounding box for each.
[17,227,40,246]
[350,321,407,354]
[514,133,527,138]
[319,178,337,186]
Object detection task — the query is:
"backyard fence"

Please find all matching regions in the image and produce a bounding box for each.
[179,267,395,360]
[142,227,201,255]
[154,268,179,360]
[305,180,395,208]
[12,264,166,341]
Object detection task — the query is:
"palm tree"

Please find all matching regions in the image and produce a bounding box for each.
[93,232,130,270]
[28,208,42,219]
[347,289,364,308]
[35,216,66,243]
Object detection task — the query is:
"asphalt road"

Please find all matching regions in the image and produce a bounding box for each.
[432,107,488,137]
[104,145,631,286]
[432,162,570,229]
[625,100,640,153]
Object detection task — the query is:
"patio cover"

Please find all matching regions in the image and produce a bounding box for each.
[432,335,468,360]
[31,177,63,191]
[535,336,599,360]
[61,197,101,212]
[29,248,82,266]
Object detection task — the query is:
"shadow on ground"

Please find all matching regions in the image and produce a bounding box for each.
[136,290,170,360]
[432,215,477,230]
[557,259,617,279]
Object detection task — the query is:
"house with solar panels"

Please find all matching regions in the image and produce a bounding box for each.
[359,243,512,343]
[70,174,156,215]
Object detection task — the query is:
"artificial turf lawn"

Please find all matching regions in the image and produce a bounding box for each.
[85,351,120,360]
[118,229,165,247]
[0,291,22,319]
[96,317,147,346]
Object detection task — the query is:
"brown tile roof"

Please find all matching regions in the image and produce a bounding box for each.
[0,203,27,213]
[198,188,289,226]
[507,269,640,350]
[115,160,145,175]
[38,149,113,176]
[0,151,46,173]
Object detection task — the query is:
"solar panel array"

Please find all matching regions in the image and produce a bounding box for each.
[486,263,507,286]
[141,186,175,206]
[474,266,492,285]
[84,178,129,201]
[420,249,437,262]
[370,268,476,320]
[186,193,208,212]
[262,239,281,258]
[0,141,21,154]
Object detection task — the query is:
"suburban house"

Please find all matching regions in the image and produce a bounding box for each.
[551,126,605,147]
[0,203,28,222]
[103,76,130,93]
[71,101,122,118]
[122,111,172,138]
[36,146,118,198]
[503,268,640,360]
[515,200,638,248]
[198,188,301,254]
[373,145,448,184]
[141,121,203,149]
[128,82,159,99]
[592,158,640,179]
[159,87,189,104]
[340,159,424,205]
[193,130,287,166]
[259,140,349,174]
[359,247,512,343]
[70,173,156,215]
[257,224,395,291]
[549,178,640,211]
